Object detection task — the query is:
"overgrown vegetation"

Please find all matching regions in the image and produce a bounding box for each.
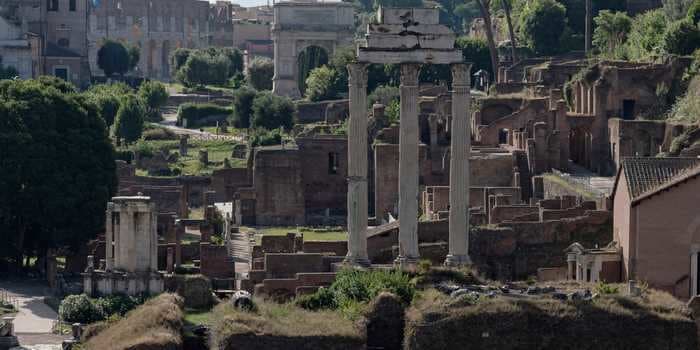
[296,269,415,317]
[176,103,232,128]
[172,47,244,88]
[59,293,148,324]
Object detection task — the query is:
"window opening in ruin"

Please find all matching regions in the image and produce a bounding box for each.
[498,128,508,144]
[328,152,339,174]
[69,0,76,11]
[622,99,635,120]
[47,0,58,11]
[53,67,68,81]
[586,268,591,282]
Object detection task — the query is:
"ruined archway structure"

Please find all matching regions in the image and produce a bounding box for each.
[344,7,472,269]
[271,1,354,99]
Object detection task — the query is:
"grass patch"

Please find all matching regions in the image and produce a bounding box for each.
[184,307,214,326]
[210,299,362,348]
[542,173,598,200]
[127,139,246,176]
[84,294,184,349]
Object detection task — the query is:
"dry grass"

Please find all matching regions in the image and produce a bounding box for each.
[406,282,695,350]
[84,293,184,350]
[210,298,363,348]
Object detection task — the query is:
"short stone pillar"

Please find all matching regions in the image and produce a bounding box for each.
[198,149,209,165]
[166,247,174,274]
[2,316,14,336]
[71,323,81,340]
[86,255,94,272]
[373,103,385,121]
[628,280,641,297]
[179,135,189,156]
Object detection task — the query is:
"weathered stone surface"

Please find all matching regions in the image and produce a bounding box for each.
[365,292,405,350]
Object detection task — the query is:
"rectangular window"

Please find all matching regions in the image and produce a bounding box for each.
[328,152,339,174]
[69,0,76,11]
[48,0,58,11]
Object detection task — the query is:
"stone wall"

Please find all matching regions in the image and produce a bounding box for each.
[297,137,348,225]
[296,99,349,124]
[302,241,348,256]
[252,146,305,226]
[199,243,235,279]
[211,168,250,203]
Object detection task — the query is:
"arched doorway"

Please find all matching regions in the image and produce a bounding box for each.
[161,40,171,80]
[297,45,329,97]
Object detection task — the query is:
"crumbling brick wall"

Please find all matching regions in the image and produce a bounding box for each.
[199,243,235,279]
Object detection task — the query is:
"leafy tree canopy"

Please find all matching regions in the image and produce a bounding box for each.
[626,9,668,61]
[662,19,700,55]
[251,91,295,130]
[0,78,117,265]
[97,40,131,77]
[247,57,274,91]
[593,10,633,59]
[112,94,145,144]
[231,86,257,128]
[518,0,568,56]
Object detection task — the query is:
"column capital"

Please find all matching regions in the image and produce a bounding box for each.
[347,63,368,88]
[451,63,472,87]
[400,63,421,87]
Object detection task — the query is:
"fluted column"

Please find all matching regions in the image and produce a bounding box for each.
[395,63,421,270]
[105,204,114,271]
[445,63,472,266]
[345,63,370,267]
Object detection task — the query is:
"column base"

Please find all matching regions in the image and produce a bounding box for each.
[394,255,420,272]
[444,254,472,267]
[342,255,371,268]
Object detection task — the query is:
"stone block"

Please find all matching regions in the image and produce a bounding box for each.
[378,7,439,25]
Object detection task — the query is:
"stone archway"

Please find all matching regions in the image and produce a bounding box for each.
[271,1,354,99]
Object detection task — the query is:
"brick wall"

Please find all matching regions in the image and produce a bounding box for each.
[199,243,235,279]
[263,253,326,279]
[302,241,348,256]
[211,168,250,203]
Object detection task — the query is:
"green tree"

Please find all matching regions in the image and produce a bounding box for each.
[97,40,131,77]
[688,0,700,23]
[37,75,77,94]
[221,47,244,76]
[176,52,229,87]
[247,57,274,91]
[170,48,192,75]
[112,94,145,144]
[84,83,133,126]
[138,80,169,121]
[305,66,341,102]
[593,10,632,59]
[251,92,295,130]
[231,86,257,128]
[519,0,568,56]
[455,37,492,76]
[0,79,117,269]
[662,19,700,55]
[626,9,668,61]
[127,44,140,72]
[297,46,329,94]
[328,46,355,96]
[663,0,694,20]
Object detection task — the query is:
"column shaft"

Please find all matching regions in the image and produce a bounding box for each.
[446,63,472,266]
[396,63,421,269]
[345,63,370,266]
[105,206,114,271]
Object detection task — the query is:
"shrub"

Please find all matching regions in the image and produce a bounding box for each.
[138,80,169,122]
[626,9,668,61]
[247,57,274,90]
[689,0,700,24]
[177,103,232,128]
[368,85,399,107]
[455,37,491,76]
[93,294,145,317]
[112,94,145,144]
[141,125,176,140]
[662,19,700,55]
[231,86,257,128]
[251,92,295,130]
[97,40,131,77]
[295,287,337,310]
[595,282,620,295]
[59,294,104,324]
[593,10,633,59]
[297,269,416,313]
[305,65,341,101]
[249,128,284,147]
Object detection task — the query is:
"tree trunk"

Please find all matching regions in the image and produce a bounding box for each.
[502,0,517,63]
[476,0,499,80]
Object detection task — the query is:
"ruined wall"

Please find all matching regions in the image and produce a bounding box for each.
[199,243,235,279]
[253,147,305,226]
[608,118,666,171]
[211,168,250,203]
[297,137,348,225]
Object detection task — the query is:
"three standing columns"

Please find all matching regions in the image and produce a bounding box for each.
[395,63,422,270]
[344,63,370,266]
[445,63,472,266]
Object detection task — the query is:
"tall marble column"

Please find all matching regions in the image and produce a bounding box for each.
[395,63,421,270]
[105,204,114,271]
[345,63,370,266]
[445,63,472,266]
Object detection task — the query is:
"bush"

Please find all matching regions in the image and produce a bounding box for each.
[297,269,416,313]
[59,294,104,324]
[97,40,131,77]
[455,37,491,76]
[231,86,257,128]
[295,287,337,310]
[249,128,284,147]
[595,282,620,295]
[368,85,399,107]
[176,51,230,87]
[138,80,169,122]
[177,103,232,128]
[247,57,274,91]
[142,125,177,140]
[93,294,145,317]
[305,65,342,101]
[251,92,295,130]
[662,19,700,55]
[112,94,145,144]
[689,0,700,24]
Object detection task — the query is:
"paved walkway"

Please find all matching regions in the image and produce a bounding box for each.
[1,280,68,349]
